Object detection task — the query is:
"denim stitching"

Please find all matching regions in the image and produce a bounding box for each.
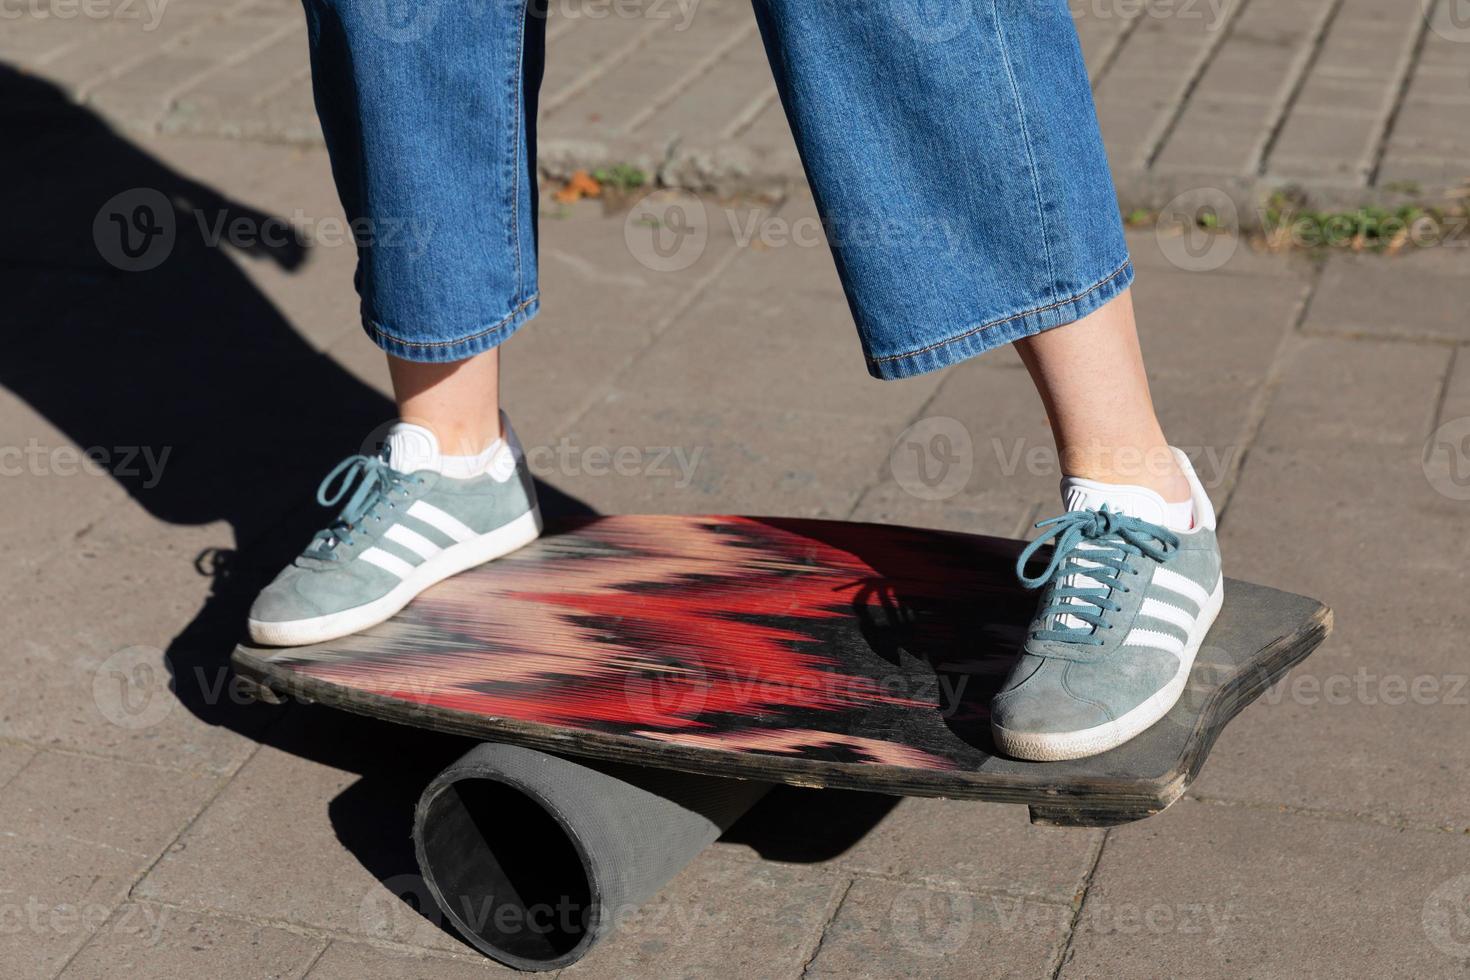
[991,0,1058,309]
[868,258,1131,366]
[510,0,531,301]
[367,293,539,350]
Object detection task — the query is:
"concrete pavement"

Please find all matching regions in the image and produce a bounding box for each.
[4,0,1469,208]
[3,3,1470,978]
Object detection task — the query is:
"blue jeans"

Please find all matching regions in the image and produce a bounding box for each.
[302,0,1132,379]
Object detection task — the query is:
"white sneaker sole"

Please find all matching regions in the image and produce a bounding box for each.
[991,576,1225,762]
[248,507,543,647]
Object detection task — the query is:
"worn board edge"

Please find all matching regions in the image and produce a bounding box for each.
[230,596,1330,823]
[1029,602,1333,826]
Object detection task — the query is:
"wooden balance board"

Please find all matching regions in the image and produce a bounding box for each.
[233,515,1330,826]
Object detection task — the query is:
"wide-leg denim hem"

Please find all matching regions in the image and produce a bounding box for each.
[864,258,1134,381]
[362,294,540,364]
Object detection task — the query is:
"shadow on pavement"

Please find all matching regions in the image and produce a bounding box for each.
[0,63,889,949]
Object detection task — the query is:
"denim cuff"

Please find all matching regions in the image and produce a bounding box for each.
[363,295,541,364]
[864,259,1134,381]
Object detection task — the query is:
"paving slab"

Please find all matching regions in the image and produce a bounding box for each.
[221,141,366,353]
[0,834,145,977]
[504,192,763,439]
[1062,799,1470,979]
[5,0,1467,210]
[1127,229,1318,281]
[1254,334,1449,452]
[554,387,901,518]
[1130,265,1307,496]
[129,131,308,205]
[562,848,843,980]
[0,383,135,594]
[726,790,1100,906]
[804,877,1069,980]
[0,748,219,859]
[605,193,946,425]
[60,902,325,980]
[0,741,37,787]
[0,502,270,776]
[1221,444,1469,632]
[134,705,477,955]
[1303,250,1470,344]
[1204,448,1470,828]
[307,941,515,978]
[846,485,1030,542]
[4,9,1470,974]
[1438,347,1470,426]
[1188,616,1470,831]
[855,356,1060,529]
[1128,269,1309,386]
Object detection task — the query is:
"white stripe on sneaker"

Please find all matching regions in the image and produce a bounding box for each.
[384,523,443,560]
[1056,544,1108,630]
[992,575,1225,762]
[406,500,477,544]
[248,508,544,647]
[1152,566,1212,610]
[359,546,416,579]
[1138,596,1196,633]
[1122,628,1186,658]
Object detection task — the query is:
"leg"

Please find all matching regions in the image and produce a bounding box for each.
[389,348,503,457]
[304,0,547,452]
[751,0,1134,379]
[1014,288,1190,503]
[751,0,1220,761]
[248,0,548,646]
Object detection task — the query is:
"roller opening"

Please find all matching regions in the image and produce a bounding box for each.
[419,778,595,966]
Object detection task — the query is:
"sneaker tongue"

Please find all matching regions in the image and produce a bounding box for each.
[1052,477,1171,634]
[1061,476,1169,526]
[384,423,442,475]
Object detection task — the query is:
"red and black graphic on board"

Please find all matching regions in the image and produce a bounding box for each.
[266,515,1034,770]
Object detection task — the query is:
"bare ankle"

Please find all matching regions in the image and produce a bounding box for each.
[428,420,503,458]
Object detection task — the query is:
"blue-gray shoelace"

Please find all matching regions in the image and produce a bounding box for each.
[1015,507,1179,646]
[309,453,422,554]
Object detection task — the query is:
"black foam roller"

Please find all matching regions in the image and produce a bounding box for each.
[413,742,770,970]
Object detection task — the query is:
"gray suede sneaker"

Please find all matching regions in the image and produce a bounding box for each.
[991,449,1223,762]
[247,416,541,647]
